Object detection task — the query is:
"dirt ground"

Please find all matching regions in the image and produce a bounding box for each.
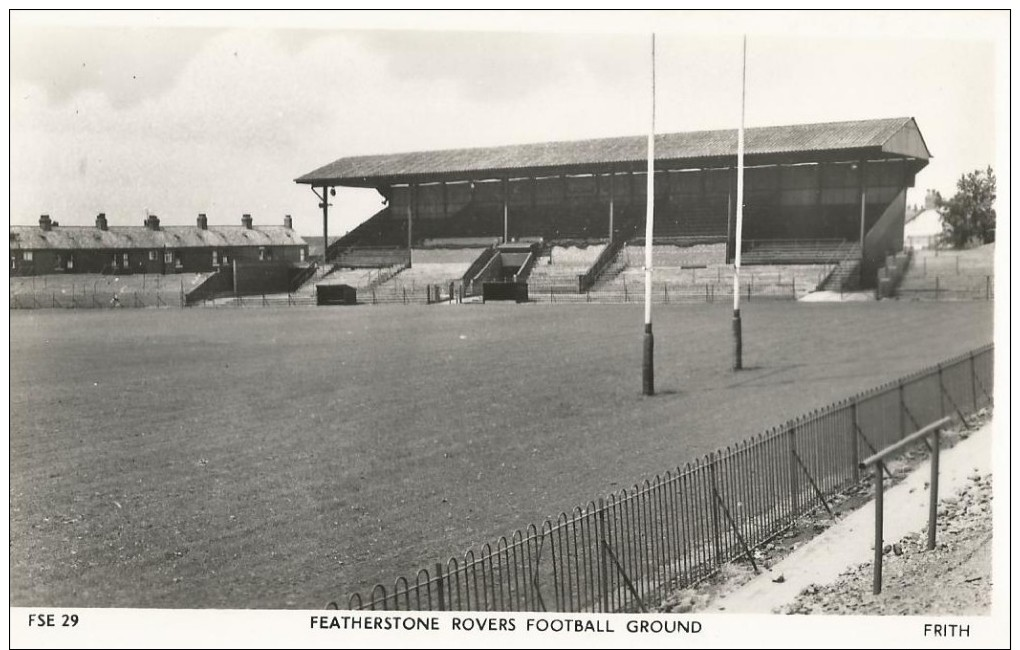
[776,472,992,615]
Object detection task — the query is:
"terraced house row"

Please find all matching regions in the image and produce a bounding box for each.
[9,213,309,276]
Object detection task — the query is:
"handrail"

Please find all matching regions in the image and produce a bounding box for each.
[513,251,537,283]
[288,262,318,293]
[859,414,951,595]
[461,244,499,286]
[578,222,638,293]
[859,416,950,467]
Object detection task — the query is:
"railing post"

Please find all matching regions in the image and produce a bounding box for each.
[928,430,940,551]
[597,499,611,612]
[850,399,860,483]
[986,275,991,300]
[937,363,946,419]
[898,381,906,439]
[935,276,940,301]
[873,461,884,594]
[788,422,799,518]
[708,455,722,565]
[969,351,978,411]
[434,562,446,611]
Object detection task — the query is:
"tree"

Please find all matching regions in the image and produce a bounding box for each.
[937,167,996,248]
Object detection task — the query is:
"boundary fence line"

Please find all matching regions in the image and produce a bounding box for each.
[337,344,993,613]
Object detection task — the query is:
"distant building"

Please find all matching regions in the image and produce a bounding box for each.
[904,190,944,249]
[9,213,308,276]
[904,208,944,250]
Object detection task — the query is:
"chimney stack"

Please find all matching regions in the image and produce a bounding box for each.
[283,214,292,229]
[925,190,938,210]
[242,213,253,229]
[39,214,52,231]
[145,214,161,231]
[197,213,208,230]
[96,213,108,231]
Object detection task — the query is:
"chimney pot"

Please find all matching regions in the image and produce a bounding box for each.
[96,213,108,231]
[145,214,160,231]
[39,214,52,231]
[197,213,208,230]
[242,213,253,229]
[283,214,293,229]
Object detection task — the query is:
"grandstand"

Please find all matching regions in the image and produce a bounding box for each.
[297,117,930,301]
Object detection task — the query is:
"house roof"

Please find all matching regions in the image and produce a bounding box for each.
[297,117,931,187]
[9,225,307,251]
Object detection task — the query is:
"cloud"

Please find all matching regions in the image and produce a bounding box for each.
[10,26,223,108]
[8,24,999,239]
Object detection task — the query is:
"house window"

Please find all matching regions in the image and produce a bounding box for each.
[66,255,74,270]
[212,250,219,266]
[259,247,267,261]
[23,251,33,262]
[123,253,129,267]
[164,250,174,264]
[299,248,306,262]
[10,256,15,270]
[149,250,158,261]
[222,253,230,266]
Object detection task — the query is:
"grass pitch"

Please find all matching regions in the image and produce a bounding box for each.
[9,301,992,608]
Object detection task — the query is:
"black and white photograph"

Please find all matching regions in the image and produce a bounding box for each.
[8,9,1009,648]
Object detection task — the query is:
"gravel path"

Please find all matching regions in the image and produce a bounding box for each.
[777,473,992,615]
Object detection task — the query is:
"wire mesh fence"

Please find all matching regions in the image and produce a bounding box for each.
[895,275,994,301]
[530,280,808,304]
[336,344,993,613]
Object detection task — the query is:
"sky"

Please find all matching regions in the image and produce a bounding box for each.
[9,11,1005,239]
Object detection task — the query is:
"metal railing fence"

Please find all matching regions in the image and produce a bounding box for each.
[338,344,993,613]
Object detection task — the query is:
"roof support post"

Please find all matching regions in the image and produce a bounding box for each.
[503,177,509,244]
[858,160,867,259]
[442,181,448,220]
[310,185,331,262]
[322,185,331,262]
[609,171,615,242]
[407,183,416,251]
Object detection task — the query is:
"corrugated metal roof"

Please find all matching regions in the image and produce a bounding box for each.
[297,117,925,185]
[9,225,306,251]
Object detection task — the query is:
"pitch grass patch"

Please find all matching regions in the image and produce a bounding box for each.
[9,301,992,608]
